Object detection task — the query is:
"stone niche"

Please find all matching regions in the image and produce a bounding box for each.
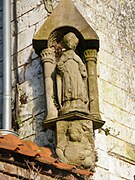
[33,0,105,169]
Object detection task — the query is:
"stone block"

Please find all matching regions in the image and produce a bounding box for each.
[35,129,55,147]
[95,131,108,152]
[0,174,9,180]
[95,131,135,163]
[95,149,109,170]
[98,79,135,112]
[108,155,135,179]
[19,74,44,102]
[11,16,29,35]
[0,11,2,28]
[18,66,25,84]
[0,78,2,94]
[28,4,47,28]
[98,50,132,75]
[99,62,132,93]
[0,44,2,61]
[25,59,43,81]
[19,95,45,122]
[19,117,36,138]
[99,100,135,130]
[11,0,44,20]
[0,61,2,77]
[109,174,129,180]
[17,45,36,67]
[108,136,135,163]
[0,1,2,11]
[94,166,110,180]
[102,117,135,145]
[18,25,35,51]
[0,28,2,43]
[0,161,4,171]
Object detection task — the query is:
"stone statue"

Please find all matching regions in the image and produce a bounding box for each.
[40,32,97,169]
[57,32,89,115]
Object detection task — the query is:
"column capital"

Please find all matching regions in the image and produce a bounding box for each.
[84,49,97,62]
[40,48,56,64]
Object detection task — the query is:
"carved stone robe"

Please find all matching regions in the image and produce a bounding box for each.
[57,49,88,111]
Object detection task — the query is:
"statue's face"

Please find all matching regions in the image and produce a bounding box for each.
[66,39,77,50]
[68,123,82,142]
[64,33,79,50]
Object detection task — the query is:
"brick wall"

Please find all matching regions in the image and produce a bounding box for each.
[0,0,134,179]
[0,161,54,180]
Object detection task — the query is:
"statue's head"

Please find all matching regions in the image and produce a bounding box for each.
[63,32,79,50]
[68,121,82,142]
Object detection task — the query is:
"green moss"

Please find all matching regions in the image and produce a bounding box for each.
[18,116,22,125]
[126,144,135,162]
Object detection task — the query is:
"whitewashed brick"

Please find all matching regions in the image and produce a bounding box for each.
[19,74,44,102]
[99,62,133,93]
[109,174,129,180]
[98,50,132,76]
[19,118,36,138]
[98,79,135,112]
[95,149,109,170]
[99,100,135,130]
[95,131,108,152]
[0,78,2,94]
[0,61,2,77]
[108,155,135,180]
[95,131,135,164]
[17,46,35,67]
[0,44,2,61]
[102,117,135,145]
[11,0,44,20]
[94,166,110,180]
[11,5,47,35]
[19,95,45,122]
[11,25,36,54]
[28,4,47,28]
[0,28,2,43]
[0,11,2,28]
[12,15,29,35]
[25,59,42,80]
[18,25,36,52]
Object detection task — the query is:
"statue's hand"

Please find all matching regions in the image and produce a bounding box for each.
[79,66,87,78]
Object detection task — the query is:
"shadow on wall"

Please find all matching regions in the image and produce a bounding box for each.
[12,0,19,130]
[16,50,56,149]
[0,0,3,127]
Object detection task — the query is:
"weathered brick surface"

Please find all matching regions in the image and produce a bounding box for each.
[0,161,55,180]
[0,0,134,179]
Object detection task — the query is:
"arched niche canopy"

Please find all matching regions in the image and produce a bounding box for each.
[33,0,99,55]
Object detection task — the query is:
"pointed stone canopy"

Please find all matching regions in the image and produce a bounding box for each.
[33,0,99,54]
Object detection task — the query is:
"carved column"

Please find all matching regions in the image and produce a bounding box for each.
[40,48,58,120]
[84,49,100,118]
